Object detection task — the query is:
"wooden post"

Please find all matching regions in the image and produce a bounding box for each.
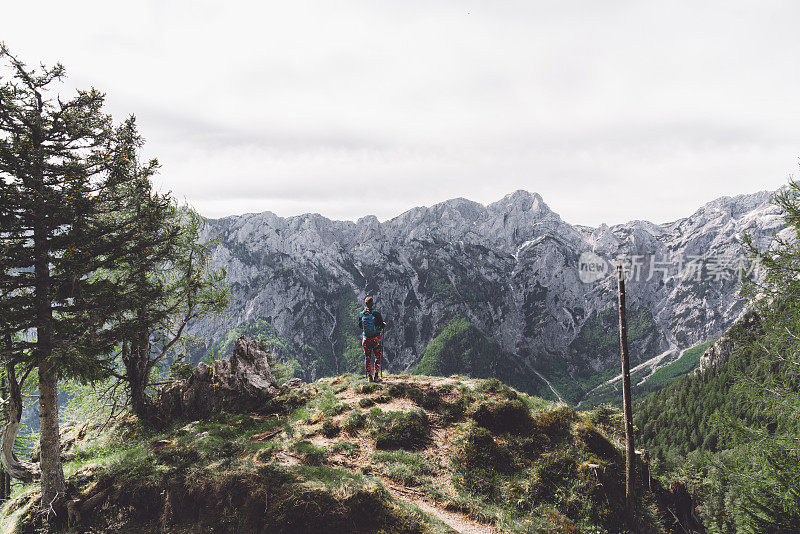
[617,264,635,517]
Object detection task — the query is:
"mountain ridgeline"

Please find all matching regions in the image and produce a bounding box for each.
[190,190,783,405]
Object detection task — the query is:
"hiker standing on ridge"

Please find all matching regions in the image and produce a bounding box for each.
[359,296,387,382]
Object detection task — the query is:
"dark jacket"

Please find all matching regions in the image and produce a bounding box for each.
[358,307,386,337]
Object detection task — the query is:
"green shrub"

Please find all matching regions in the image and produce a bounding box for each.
[574,422,619,461]
[370,409,431,450]
[276,387,314,413]
[469,399,533,434]
[387,383,440,409]
[387,383,406,398]
[588,403,622,437]
[437,397,469,424]
[531,406,579,439]
[507,433,551,463]
[330,441,359,457]
[529,449,578,501]
[343,408,366,435]
[254,442,279,463]
[404,386,424,406]
[317,389,346,417]
[450,424,513,499]
[321,419,341,438]
[541,508,580,533]
[330,403,350,416]
[268,465,430,533]
[418,390,441,410]
[356,383,380,394]
[169,359,195,381]
[359,398,376,408]
[477,378,518,399]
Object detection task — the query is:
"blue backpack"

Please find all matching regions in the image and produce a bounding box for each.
[361,308,380,338]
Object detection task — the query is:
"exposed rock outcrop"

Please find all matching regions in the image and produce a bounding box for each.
[160,336,278,419]
[697,309,762,372]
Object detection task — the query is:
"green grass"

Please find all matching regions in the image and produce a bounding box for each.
[15,394,434,531]
[372,450,438,486]
[330,440,359,457]
[291,440,327,465]
[356,382,381,394]
[447,408,663,534]
[316,387,348,416]
[450,424,514,499]
[388,382,442,410]
[369,408,431,450]
[321,419,341,438]
[468,398,533,435]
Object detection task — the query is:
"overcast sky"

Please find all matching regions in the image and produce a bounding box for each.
[2,1,798,226]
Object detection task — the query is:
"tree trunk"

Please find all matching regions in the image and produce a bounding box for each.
[38,358,65,517]
[128,354,149,420]
[33,207,66,519]
[0,400,40,483]
[127,332,154,422]
[1,468,9,502]
[1,361,40,482]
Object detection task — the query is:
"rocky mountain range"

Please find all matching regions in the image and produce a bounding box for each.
[189,189,784,405]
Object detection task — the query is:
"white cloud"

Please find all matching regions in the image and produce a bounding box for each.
[1,0,797,225]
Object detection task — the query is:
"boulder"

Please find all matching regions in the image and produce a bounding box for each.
[159,336,279,419]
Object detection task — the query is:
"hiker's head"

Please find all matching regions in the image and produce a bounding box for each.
[365,296,374,309]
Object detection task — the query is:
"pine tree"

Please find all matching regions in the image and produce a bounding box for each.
[731,180,800,531]
[100,122,228,421]
[0,45,128,521]
[117,203,228,423]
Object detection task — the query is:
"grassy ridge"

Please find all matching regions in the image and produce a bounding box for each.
[412,315,556,401]
[1,374,668,533]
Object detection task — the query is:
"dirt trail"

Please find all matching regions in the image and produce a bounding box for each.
[384,482,496,534]
[277,374,500,533]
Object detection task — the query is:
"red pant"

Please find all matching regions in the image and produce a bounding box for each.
[363,336,382,374]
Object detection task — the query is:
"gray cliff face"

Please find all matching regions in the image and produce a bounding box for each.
[697,309,763,372]
[189,189,782,403]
